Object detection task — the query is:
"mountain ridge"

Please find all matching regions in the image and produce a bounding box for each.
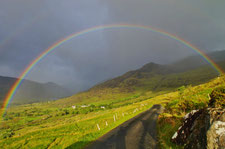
[91,50,225,91]
[1,50,225,106]
[170,50,225,72]
[0,76,71,106]
[53,59,225,107]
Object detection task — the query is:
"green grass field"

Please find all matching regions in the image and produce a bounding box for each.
[0,74,224,148]
[0,89,170,148]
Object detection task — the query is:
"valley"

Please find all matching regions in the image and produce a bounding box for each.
[0,52,225,148]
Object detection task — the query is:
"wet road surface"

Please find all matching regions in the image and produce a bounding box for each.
[85,104,164,149]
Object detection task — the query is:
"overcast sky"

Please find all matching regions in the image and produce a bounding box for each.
[0,0,225,92]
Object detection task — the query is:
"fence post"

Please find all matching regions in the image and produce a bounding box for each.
[208,94,210,100]
[97,124,100,130]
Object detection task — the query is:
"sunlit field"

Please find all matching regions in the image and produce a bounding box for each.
[1,91,168,148]
[0,75,224,148]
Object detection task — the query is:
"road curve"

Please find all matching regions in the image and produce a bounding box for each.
[85,104,164,149]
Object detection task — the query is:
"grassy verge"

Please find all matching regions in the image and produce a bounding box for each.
[157,75,225,148]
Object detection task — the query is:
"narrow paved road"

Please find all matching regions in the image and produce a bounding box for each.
[85,104,164,149]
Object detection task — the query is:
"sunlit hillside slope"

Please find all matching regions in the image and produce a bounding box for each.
[0,74,224,148]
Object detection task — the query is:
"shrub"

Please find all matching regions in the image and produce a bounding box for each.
[2,129,15,139]
[209,86,225,108]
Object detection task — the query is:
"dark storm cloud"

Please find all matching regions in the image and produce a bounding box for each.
[104,0,225,50]
[0,0,225,92]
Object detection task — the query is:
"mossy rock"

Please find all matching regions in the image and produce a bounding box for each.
[209,86,225,108]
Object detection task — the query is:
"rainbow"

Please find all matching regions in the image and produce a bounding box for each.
[1,23,224,119]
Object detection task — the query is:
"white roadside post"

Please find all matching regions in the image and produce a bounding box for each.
[97,124,100,131]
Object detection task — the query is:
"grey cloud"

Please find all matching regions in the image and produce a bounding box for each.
[0,0,225,93]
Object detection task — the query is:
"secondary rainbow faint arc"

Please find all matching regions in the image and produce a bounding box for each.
[1,23,224,118]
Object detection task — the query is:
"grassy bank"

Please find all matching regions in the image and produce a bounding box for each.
[157,75,225,148]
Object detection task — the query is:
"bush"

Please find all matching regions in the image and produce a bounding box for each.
[209,86,225,107]
[2,129,15,139]
[63,109,70,115]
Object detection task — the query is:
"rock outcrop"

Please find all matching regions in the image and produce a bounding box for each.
[171,109,206,146]
[207,108,225,149]
[171,86,225,149]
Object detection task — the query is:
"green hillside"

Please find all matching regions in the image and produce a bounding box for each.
[51,60,225,109]
[1,50,224,107]
[0,74,224,148]
[0,51,225,148]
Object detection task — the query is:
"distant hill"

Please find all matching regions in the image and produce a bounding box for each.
[92,61,224,92]
[170,50,225,72]
[92,62,174,90]
[2,50,225,107]
[0,76,71,105]
[1,51,225,148]
[54,50,225,106]
[93,50,225,91]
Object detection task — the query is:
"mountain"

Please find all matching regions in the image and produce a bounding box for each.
[92,62,173,89]
[2,50,225,107]
[1,51,225,148]
[54,60,225,107]
[92,50,225,92]
[170,50,225,72]
[92,61,224,92]
[0,76,71,105]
